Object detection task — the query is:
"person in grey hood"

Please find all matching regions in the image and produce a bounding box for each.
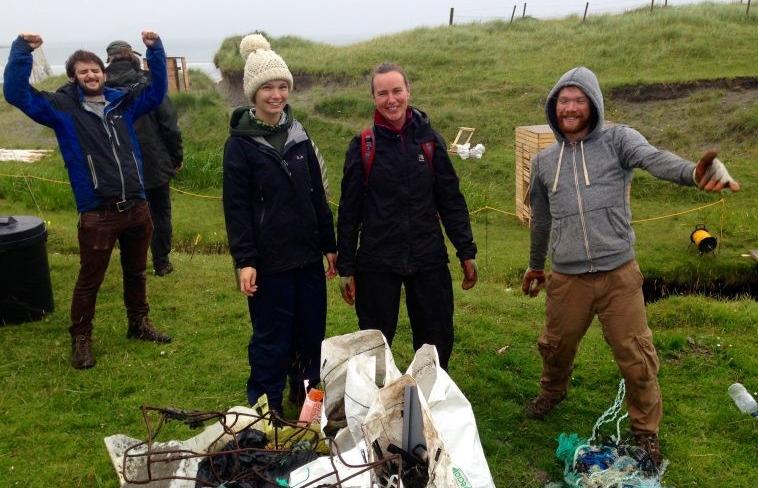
[522,66,739,467]
[222,34,336,417]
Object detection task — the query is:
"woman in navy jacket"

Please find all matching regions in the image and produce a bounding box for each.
[222,34,336,415]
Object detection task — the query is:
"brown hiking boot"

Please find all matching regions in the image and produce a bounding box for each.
[525,392,566,420]
[71,334,95,369]
[634,432,663,470]
[127,317,172,343]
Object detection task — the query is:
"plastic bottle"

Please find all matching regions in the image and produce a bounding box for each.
[298,387,324,425]
[728,383,758,417]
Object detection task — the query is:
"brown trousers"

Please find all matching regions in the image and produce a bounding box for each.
[538,259,662,434]
[69,201,152,337]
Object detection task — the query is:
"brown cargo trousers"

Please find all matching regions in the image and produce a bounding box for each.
[538,259,662,434]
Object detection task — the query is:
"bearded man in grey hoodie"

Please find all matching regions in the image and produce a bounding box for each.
[522,66,740,467]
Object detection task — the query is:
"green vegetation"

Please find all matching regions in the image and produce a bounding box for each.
[0,4,756,486]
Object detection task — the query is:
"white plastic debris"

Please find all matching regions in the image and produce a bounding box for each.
[455,143,485,160]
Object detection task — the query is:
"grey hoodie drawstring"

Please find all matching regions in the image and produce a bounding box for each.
[551,141,565,193]
[580,140,591,186]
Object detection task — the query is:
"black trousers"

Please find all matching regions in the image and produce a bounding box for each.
[355,266,454,370]
[246,262,326,410]
[145,184,172,270]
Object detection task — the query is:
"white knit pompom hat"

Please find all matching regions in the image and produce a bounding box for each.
[240,33,293,102]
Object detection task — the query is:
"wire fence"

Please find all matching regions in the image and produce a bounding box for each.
[448,0,749,25]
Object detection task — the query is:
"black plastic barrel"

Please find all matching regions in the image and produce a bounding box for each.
[0,216,54,324]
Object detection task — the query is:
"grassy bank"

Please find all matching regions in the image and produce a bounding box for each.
[1,3,757,486]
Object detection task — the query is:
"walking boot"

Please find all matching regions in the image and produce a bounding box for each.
[71,334,95,369]
[127,316,172,343]
[154,262,174,277]
[633,432,663,471]
[525,391,566,420]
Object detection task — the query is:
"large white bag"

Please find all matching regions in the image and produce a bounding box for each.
[361,374,463,488]
[407,345,495,488]
[320,330,402,439]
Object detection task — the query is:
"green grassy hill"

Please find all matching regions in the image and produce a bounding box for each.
[0,4,756,486]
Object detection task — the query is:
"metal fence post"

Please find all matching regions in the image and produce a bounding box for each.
[650,0,655,13]
[583,2,589,22]
[511,4,517,23]
[523,2,527,17]
[449,7,455,25]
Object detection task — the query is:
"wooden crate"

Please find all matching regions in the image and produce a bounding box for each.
[142,56,191,93]
[515,125,555,224]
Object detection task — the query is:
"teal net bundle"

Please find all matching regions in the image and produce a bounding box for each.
[553,380,668,488]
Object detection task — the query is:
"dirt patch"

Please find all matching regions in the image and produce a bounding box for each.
[215,73,247,107]
[643,274,758,303]
[610,76,758,103]
[214,71,359,107]
[293,72,358,91]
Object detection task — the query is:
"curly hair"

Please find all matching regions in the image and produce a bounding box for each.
[65,50,105,78]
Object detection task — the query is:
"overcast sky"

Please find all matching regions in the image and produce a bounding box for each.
[2,0,733,61]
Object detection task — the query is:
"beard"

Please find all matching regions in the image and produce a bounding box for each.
[79,80,104,96]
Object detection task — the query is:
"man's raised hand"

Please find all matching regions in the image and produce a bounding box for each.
[19,33,43,50]
[141,31,160,48]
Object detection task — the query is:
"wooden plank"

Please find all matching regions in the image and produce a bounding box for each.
[0,148,54,163]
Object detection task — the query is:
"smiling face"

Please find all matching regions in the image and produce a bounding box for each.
[253,80,289,125]
[372,70,410,129]
[72,61,105,96]
[555,85,591,141]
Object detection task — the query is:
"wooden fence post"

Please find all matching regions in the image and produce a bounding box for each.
[748,0,752,15]
[650,0,655,13]
[449,7,454,25]
[583,2,589,22]
[664,0,668,6]
[511,4,517,23]
[523,2,527,17]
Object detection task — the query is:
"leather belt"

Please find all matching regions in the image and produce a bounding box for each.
[99,198,138,213]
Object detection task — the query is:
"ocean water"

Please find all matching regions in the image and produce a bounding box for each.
[0,37,223,82]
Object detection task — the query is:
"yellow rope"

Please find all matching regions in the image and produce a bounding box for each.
[630,198,725,223]
[470,205,518,217]
[0,172,730,225]
[169,185,222,200]
[0,172,69,185]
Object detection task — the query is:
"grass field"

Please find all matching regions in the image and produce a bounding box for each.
[1,3,757,487]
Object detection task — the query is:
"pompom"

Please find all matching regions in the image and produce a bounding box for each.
[239,34,271,59]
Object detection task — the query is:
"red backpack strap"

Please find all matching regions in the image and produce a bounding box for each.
[360,128,375,184]
[421,140,436,175]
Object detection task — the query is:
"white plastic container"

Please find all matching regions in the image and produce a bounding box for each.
[728,383,758,417]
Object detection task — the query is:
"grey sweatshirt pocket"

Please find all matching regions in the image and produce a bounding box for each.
[551,207,632,265]
[586,206,631,259]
